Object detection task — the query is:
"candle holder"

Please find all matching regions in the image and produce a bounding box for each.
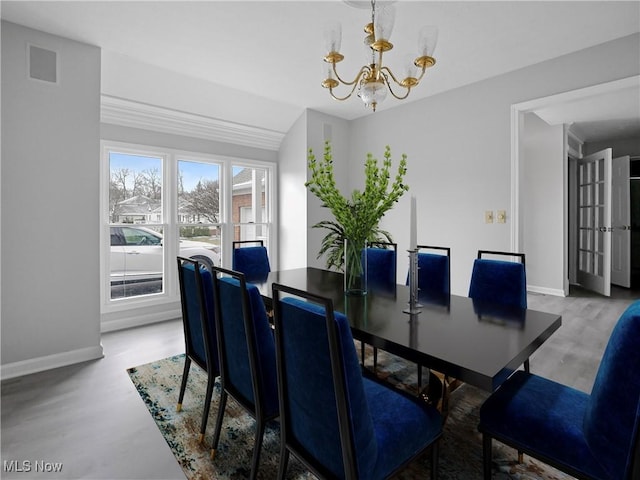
[404,249,423,314]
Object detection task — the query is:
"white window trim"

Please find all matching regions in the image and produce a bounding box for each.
[101,95,284,151]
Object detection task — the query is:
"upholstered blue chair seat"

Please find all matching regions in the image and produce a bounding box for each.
[469,259,527,309]
[363,376,443,479]
[479,371,609,479]
[479,300,640,480]
[407,251,450,298]
[366,245,397,292]
[232,244,271,282]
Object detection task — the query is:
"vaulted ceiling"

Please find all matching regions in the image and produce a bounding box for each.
[2,1,639,141]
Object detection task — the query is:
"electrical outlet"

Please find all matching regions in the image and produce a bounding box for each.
[485,210,494,223]
[497,210,506,223]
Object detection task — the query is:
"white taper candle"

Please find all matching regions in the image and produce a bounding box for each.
[410,195,417,250]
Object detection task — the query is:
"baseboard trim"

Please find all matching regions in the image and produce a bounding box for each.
[101,308,181,333]
[1,345,104,381]
[528,285,566,297]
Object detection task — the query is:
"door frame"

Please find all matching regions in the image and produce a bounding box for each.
[510,75,639,297]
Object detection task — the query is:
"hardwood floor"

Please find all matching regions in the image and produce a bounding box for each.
[1,320,187,479]
[1,286,637,479]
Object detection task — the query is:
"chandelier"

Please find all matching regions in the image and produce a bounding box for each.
[322,0,438,112]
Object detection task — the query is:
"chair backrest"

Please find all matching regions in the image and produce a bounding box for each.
[272,284,377,479]
[177,257,219,374]
[468,250,527,309]
[232,240,271,281]
[583,300,640,480]
[406,245,450,298]
[211,266,278,417]
[366,242,397,291]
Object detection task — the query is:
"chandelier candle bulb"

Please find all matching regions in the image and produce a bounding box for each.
[418,25,439,58]
[323,22,342,55]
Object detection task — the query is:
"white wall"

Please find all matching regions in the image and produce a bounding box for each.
[1,22,103,378]
[278,111,309,270]
[275,108,351,271]
[522,113,565,294]
[345,33,640,295]
[304,110,351,269]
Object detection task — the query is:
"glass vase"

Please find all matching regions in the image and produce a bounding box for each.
[344,238,367,296]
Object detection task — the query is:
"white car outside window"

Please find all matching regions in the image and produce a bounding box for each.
[110,226,220,290]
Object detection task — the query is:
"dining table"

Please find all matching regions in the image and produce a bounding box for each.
[252,267,562,393]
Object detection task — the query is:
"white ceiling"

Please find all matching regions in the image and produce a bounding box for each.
[534,83,640,142]
[2,1,639,140]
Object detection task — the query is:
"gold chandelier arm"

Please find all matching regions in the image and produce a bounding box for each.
[412,64,429,84]
[331,63,370,87]
[379,65,406,88]
[380,68,412,100]
[328,80,362,102]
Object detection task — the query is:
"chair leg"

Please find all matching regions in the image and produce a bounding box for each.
[177,357,191,412]
[199,374,216,443]
[373,347,378,371]
[249,418,267,480]
[210,390,228,459]
[417,364,423,389]
[440,375,451,418]
[430,440,439,479]
[360,341,366,367]
[277,447,290,480]
[519,359,529,463]
[482,434,493,480]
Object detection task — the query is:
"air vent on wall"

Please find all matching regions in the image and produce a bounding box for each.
[29,44,58,83]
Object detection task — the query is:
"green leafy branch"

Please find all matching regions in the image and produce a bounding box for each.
[305,142,409,270]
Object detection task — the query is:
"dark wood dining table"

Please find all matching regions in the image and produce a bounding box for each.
[252,267,562,392]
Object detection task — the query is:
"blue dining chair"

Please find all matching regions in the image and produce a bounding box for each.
[365,241,397,293]
[272,283,443,480]
[232,240,271,282]
[209,266,279,480]
[469,250,528,378]
[468,250,527,309]
[406,245,450,300]
[479,300,640,480]
[176,257,220,443]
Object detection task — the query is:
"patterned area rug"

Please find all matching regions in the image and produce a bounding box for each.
[127,350,573,480]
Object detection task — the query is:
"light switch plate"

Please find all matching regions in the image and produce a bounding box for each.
[497,210,506,223]
[485,211,494,223]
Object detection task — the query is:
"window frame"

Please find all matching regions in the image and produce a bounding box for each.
[100,141,277,314]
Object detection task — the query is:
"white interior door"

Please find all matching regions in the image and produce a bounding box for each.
[577,148,612,296]
[611,155,631,287]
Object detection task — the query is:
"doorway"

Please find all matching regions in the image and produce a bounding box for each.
[511,76,640,297]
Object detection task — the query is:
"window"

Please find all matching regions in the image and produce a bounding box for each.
[108,151,165,300]
[232,165,270,250]
[102,142,275,307]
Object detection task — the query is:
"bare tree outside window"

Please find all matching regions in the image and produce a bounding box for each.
[183,179,219,223]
